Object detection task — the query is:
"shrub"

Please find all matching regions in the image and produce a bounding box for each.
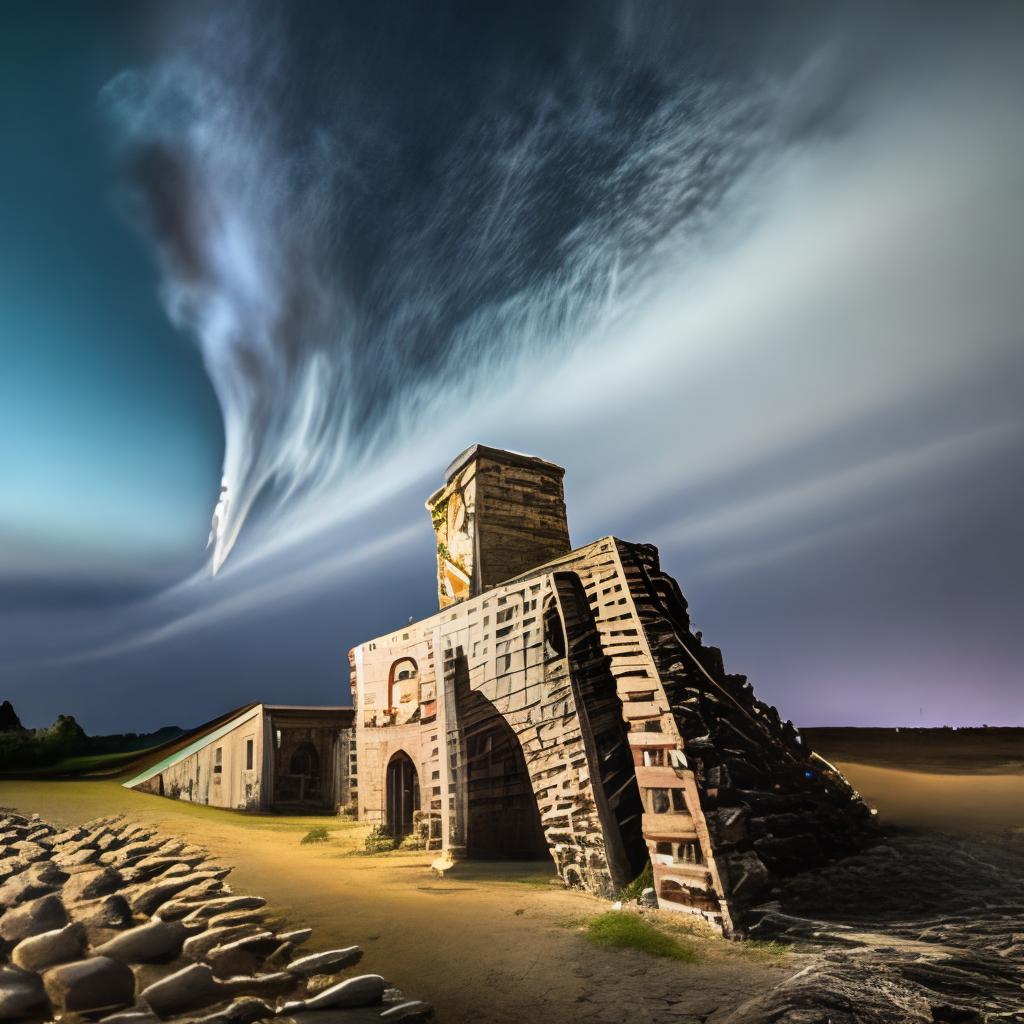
[584,911,698,962]
[617,861,654,902]
[301,826,330,844]
[364,826,395,853]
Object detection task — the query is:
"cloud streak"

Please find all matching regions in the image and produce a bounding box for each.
[4,2,1023,731]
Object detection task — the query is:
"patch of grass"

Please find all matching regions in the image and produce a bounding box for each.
[616,861,654,902]
[0,749,157,779]
[300,826,330,844]
[741,939,790,959]
[581,911,699,962]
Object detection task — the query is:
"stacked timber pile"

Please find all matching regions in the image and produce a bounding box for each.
[0,812,431,1023]
[621,541,876,912]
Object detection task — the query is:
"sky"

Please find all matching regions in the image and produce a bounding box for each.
[1,1,1022,734]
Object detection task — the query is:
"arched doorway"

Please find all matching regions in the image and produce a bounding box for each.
[289,741,321,801]
[386,751,419,836]
[451,652,548,861]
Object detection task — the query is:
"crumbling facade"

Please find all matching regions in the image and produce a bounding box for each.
[351,446,871,935]
[124,704,354,814]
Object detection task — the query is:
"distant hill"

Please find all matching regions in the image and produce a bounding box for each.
[802,726,1024,775]
[0,701,185,777]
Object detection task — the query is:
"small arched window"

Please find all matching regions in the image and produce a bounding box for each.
[392,658,417,680]
[388,658,419,710]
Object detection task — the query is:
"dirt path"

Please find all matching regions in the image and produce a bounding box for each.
[0,780,796,1024]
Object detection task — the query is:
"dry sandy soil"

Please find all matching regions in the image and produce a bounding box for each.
[2,749,1023,1024]
[0,779,793,1024]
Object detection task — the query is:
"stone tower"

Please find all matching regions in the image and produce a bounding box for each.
[425,445,571,608]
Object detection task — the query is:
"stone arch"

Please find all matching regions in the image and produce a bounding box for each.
[449,650,548,861]
[386,749,420,837]
[387,657,419,711]
[289,741,320,778]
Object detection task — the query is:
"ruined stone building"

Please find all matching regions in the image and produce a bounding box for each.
[124,703,354,814]
[351,445,871,935]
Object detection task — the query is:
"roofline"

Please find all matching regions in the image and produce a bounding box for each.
[444,444,565,484]
[351,535,622,651]
[121,704,263,789]
[496,535,621,586]
[263,705,353,713]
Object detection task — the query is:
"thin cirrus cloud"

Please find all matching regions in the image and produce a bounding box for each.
[1,3,1022,732]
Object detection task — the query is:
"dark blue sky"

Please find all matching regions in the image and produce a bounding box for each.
[0,2,221,588]
[1,2,1022,733]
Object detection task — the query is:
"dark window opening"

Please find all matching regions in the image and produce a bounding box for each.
[543,600,566,662]
[246,739,254,771]
[678,841,705,865]
[290,742,320,778]
[386,751,420,836]
[648,788,670,814]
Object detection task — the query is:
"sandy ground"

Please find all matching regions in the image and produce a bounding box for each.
[0,779,795,1024]
[836,760,1024,834]
[3,760,1022,1023]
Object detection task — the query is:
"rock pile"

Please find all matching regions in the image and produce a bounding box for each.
[0,812,432,1024]
[725,831,1024,1023]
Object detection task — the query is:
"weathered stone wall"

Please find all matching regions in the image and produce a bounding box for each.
[617,540,873,909]
[426,445,571,608]
[354,571,638,893]
[354,533,872,934]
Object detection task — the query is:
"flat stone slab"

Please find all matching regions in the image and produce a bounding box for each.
[283,975,385,1011]
[70,893,133,931]
[184,924,264,963]
[95,919,190,962]
[141,963,223,1017]
[173,897,266,923]
[11,921,86,972]
[0,893,67,943]
[63,866,123,903]
[0,966,48,1019]
[43,955,136,1014]
[287,947,364,976]
[380,1001,434,1021]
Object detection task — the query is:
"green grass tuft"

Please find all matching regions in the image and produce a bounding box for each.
[616,861,654,902]
[742,939,790,958]
[583,911,698,962]
[300,826,330,844]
